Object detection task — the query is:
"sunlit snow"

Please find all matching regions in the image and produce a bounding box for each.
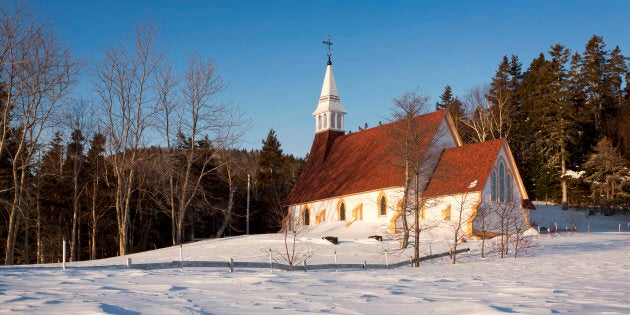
[1,204,629,314]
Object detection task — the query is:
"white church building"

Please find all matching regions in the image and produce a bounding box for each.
[285,56,534,238]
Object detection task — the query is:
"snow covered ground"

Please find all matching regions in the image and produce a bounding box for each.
[1,205,629,314]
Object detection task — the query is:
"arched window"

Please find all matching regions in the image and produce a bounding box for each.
[506,173,513,202]
[323,113,328,128]
[303,207,310,226]
[337,114,342,130]
[491,170,497,201]
[317,115,322,131]
[379,196,387,216]
[499,162,505,202]
[339,202,346,221]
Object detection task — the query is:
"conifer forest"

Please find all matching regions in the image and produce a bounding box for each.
[1,2,629,265]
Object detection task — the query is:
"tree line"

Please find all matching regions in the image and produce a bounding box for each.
[0,1,303,265]
[436,35,630,210]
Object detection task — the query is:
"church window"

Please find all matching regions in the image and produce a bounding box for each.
[336,114,342,130]
[331,113,336,128]
[442,205,451,221]
[506,173,513,202]
[491,170,497,201]
[499,162,505,202]
[323,113,328,128]
[317,115,322,131]
[379,195,387,216]
[339,202,346,221]
[303,207,310,226]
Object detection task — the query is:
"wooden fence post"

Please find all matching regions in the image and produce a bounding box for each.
[62,237,66,270]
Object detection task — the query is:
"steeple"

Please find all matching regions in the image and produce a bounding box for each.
[313,36,346,133]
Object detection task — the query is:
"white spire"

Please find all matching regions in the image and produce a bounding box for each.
[313,63,347,133]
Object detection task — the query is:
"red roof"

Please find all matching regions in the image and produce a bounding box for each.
[285,110,447,206]
[423,138,505,198]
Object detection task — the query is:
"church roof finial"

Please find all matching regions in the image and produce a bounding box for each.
[322,35,333,65]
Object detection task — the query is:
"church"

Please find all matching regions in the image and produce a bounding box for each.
[284,54,534,238]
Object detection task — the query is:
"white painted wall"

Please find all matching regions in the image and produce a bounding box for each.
[423,193,480,237]
[288,187,404,230]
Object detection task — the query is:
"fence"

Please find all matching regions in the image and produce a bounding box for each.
[5,248,470,272]
[125,247,470,271]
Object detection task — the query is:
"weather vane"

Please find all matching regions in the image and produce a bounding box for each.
[322,35,333,65]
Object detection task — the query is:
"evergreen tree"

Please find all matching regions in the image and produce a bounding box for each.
[85,132,110,260]
[515,53,556,200]
[545,44,575,208]
[602,46,629,151]
[488,55,522,139]
[436,85,454,110]
[436,85,465,137]
[489,56,510,100]
[36,132,67,263]
[580,35,608,133]
[254,128,287,232]
[583,137,630,209]
[63,129,86,261]
[606,46,626,108]
[508,55,524,91]
[567,51,595,168]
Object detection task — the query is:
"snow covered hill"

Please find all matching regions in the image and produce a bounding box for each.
[1,205,629,314]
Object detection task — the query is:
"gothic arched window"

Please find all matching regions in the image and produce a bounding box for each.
[499,162,506,202]
[339,202,346,221]
[506,173,513,202]
[379,196,387,216]
[491,170,497,201]
[303,207,310,226]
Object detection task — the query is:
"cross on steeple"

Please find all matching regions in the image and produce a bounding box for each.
[322,35,333,65]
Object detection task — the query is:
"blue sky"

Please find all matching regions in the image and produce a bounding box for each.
[35,0,630,157]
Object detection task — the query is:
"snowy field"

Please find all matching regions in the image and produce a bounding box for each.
[1,205,629,314]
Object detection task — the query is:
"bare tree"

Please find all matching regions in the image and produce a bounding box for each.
[161,52,246,244]
[174,53,223,244]
[389,89,428,250]
[155,59,178,245]
[94,22,162,256]
[461,85,493,143]
[86,131,109,260]
[446,193,478,264]
[461,84,513,143]
[212,158,238,238]
[510,208,531,258]
[1,1,78,264]
[62,102,92,261]
[388,89,445,267]
[475,201,496,258]
[486,83,513,139]
[274,211,314,268]
[490,202,528,258]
